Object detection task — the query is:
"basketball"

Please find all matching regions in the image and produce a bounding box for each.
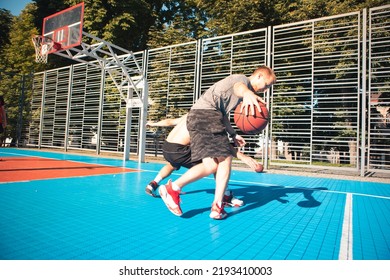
[234,101,269,134]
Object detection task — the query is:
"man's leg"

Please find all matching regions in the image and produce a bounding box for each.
[174,160,218,188]
[158,161,218,216]
[213,156,232,204]
[146,163,176,197]
[209,156,232,219]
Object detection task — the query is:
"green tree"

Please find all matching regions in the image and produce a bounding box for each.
[194,0,284,37]
[62,0,173,51]
[0,9,14,56]
[286,0,389,22]
[194,0,390,38]
[33,0,68,33]
[0,3,39,144]
[147,0,207,48]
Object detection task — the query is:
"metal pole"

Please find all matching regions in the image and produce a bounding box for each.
[360,8,368,177]
[64,65,74,151]
[97,65,106,155]
[264,26,272,170]
[17,74,26,147]
[138,50,149,163]
[195,39,203,101]
[38,71,47,149]
[123,88,133,161]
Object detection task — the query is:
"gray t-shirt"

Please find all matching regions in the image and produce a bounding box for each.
[191,74,253,115]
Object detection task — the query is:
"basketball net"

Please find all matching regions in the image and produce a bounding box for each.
[32,35,58,63]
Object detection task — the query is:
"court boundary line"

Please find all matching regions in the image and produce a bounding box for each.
[0,152,140,184]
[0,150,134,169]
[339,193,353,260]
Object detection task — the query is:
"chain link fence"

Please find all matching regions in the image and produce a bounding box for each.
[24,5,390,177]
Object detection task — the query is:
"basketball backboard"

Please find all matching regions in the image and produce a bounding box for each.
[42,2,84,53]
[33,2,148,162]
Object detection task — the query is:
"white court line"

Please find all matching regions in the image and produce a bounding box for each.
[4,151,390,201]
[226,178,390,200]
[0,150,136,184]
[5,154,385,200]
[0,150,129,169]
[339,193,353,260]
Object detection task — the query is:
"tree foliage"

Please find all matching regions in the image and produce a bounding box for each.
[147,0,208,48]
[0,3,39,143]
[194,0,284,36]
[0,9,13,56]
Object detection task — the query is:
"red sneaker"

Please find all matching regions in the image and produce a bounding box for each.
[159,180,182,216]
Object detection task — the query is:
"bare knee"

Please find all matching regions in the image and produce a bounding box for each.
[203,158,218,174]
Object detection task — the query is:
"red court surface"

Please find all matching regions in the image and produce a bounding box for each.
[0,157,138,183]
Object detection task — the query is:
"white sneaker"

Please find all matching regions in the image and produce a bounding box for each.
[209,202,227,220]
[223,191,244,207]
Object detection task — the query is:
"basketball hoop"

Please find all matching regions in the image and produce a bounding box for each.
[31,35,60,63]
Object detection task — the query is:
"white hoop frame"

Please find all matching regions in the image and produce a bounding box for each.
[31,35,55,63]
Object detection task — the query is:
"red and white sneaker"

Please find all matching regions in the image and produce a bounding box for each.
[209,202,227,220]
[223,190,244,207]
[159,180,182,216]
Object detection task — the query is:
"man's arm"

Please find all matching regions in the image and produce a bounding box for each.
[222,115,236,137]
[236,151,259,170]
[229,144,262,172]
[147,114,186,127]
[223,115,246,147]
[233,82,264,115]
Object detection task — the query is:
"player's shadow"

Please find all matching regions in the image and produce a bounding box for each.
[180,183,327,219]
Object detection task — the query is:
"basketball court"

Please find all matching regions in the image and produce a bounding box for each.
[0,156,138,183]
[3,1,388,264]
[1,147,389,260]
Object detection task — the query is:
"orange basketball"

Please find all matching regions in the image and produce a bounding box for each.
[234,101,269,134]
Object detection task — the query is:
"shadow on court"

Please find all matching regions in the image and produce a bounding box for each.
[180,184,328,219]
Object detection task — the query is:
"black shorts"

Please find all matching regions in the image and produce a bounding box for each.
[187,109,233,162]
[162,141,201,170]
[0,124,3,134]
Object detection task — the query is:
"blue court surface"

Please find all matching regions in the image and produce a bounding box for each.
[0,148,389,260]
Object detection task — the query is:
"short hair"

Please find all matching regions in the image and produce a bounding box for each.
[253,66,276,82]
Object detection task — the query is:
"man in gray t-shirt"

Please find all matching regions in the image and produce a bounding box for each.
[159,66,277,220]
[192,74,253,115]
